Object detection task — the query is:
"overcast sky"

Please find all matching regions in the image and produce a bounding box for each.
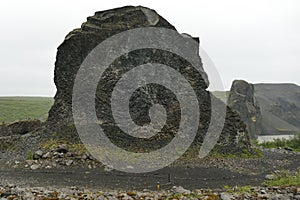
[0,0,299,96]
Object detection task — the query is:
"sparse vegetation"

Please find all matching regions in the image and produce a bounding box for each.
[0,97,53,123]
[26,150,34,160]
[41,138,86,154]
[224,185,253,194]
[209,147,263,159]
[166,192,217,200]
[263,170,300,187]
[256,133,300,152]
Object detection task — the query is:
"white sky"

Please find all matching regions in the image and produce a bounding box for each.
[0,0,299,96]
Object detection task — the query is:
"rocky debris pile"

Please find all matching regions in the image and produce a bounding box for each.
[12,143,103,170]
[228,80,263,140]
[0,184,300,200]
[0,120,42,152]
[0,120,41,137]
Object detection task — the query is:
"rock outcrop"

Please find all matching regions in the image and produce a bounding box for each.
[46,6,251,155]
[227,80,263,140]
[0,120,42,137]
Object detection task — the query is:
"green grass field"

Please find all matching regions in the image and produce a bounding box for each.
[0,97,54,123]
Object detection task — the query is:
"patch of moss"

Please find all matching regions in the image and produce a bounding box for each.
[26,150,33,160]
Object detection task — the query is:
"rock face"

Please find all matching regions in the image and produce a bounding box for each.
[46,6,250,154]
[227,80,263,140]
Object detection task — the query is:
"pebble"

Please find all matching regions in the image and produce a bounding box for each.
[172,186,191,195]
[66,159,73,166]
[220,192,232,200]
[33,150,43,160]
[30,164,41,170]
[265,174,275,180]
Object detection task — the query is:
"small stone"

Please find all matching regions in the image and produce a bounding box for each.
[284,147,293,151]
[274,170,281,174]
[220,193,232,200]
[42,152,51,159]
[30,164,41,170]
[260,189,267,194]
[56,145,68,154]
[57,153,64,158]
[127,191,136,196]
[33,150,43,160]
[172,186,191,195]
[117,193,127,198]
[66,160,73,166]
[265,174,275,180]
[7,183,15,188]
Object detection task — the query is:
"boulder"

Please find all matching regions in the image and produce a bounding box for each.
[46,6,251,155]
[228,80,263,140]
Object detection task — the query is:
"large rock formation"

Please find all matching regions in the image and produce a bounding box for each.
[46,6,251,154]
[227,80,263,140]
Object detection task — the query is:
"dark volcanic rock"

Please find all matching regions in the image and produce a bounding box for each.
[227,80,263,140]
[0,120,42,137]
[46,6,250,155]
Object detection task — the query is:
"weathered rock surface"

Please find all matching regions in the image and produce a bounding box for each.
[227,80,263,140]
[46,6,251,155]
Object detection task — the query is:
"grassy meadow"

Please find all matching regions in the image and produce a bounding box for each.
[0,97,54,123]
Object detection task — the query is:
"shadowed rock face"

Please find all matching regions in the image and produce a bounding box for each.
[228,80,263,140]
[46,6,250,154]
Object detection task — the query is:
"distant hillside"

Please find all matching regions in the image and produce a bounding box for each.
[254,84,300,135]
[0,97,54,123]
[212,83,300,136]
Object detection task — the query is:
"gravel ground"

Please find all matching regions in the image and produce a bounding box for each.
[1,184,300,199]
[1,137,300,199]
